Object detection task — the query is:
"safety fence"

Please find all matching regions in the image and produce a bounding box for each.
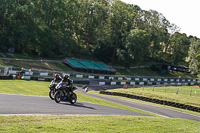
[98,81,196,86]
[0,75,90,85]
[0,66,197,86]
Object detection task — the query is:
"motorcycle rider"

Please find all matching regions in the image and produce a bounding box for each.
[61,75,73,93]
[54,74,62,83]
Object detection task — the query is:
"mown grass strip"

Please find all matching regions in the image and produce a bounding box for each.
[0,115,200,133]
[105,86,200,108]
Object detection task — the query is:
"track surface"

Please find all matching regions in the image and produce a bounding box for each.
[0,93,150,116]
[1,85,200,121]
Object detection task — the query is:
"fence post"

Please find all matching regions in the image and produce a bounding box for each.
[176,88,179,94]
[190,90,192,96]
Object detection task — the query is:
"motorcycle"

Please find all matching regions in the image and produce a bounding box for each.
[49,80,57,100]
[54,82,77,104]
[82,85,88,93]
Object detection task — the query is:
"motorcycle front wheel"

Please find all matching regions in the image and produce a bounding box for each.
[49,90,55,100]
[55,91,61,103]
[70,93,77,104]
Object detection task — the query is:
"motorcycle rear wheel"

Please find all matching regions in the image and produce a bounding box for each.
[55,92,61,103]
[70,93,77,104]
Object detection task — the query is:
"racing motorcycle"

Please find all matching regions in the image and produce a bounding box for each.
[54,82,77,104]
[49,80,57,100]
[82,85,88,93]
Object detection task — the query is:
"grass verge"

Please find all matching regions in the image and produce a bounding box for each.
[90,91,200,117]
[103,86,200,108]
[0,115,200,133]
[115,68,196,78]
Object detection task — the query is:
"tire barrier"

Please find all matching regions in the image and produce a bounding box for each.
[0,75,13,79]
[100,91,200,113]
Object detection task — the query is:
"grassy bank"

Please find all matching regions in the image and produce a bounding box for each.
[0,115,200,133]
[0,53,197,78]
[115,68,196,78]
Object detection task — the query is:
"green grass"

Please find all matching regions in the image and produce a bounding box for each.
[0,115,200,133]
[115,68,196,78]
[104,86,200,108]
[90,90,200,117]
[5,60,73,71]
[116,68,152,76]
[52,62,74,72]
[0,59,20,67]
[0,80,49,96]
[1,80,200,132]
[0,80,152,115]
[5,53,39,59]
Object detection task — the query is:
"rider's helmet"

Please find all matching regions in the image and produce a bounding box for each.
[55,74,60,79]
[63,75,69,81]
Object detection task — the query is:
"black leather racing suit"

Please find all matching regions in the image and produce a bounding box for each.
[61,78,73,93]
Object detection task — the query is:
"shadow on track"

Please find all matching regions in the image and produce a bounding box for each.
[59,102,96,110]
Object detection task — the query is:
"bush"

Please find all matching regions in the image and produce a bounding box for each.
[150,64,162,72]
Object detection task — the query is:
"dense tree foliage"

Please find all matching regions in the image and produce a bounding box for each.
[188,38,200,74]
[0,0,199,69]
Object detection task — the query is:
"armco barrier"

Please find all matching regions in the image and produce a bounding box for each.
[0,75,90,85]
[100,91,200,112]
[98,81,196,86]
[5,69,198,86]
[30,77,90,84]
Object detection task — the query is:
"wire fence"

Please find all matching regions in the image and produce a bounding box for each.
[131,86,200,97]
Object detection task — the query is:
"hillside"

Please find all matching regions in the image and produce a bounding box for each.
[0,53,196,78]
[0,0,199,69]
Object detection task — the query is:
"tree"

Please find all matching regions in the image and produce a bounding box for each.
[117,28,150,66]
[170,32,190,65]
[188,38,200,74]
[0,0,199,68]
[109,0,137,65]
[138,10,170,61]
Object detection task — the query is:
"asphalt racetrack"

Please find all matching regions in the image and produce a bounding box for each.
[1,85,200,121]
[0,93,150,116]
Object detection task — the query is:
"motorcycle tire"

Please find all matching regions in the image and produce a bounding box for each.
[49,90,55,100]
[70,93,77,104]
[55,91,61,103]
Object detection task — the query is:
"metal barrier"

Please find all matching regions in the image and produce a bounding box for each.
[0,66,197,86]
